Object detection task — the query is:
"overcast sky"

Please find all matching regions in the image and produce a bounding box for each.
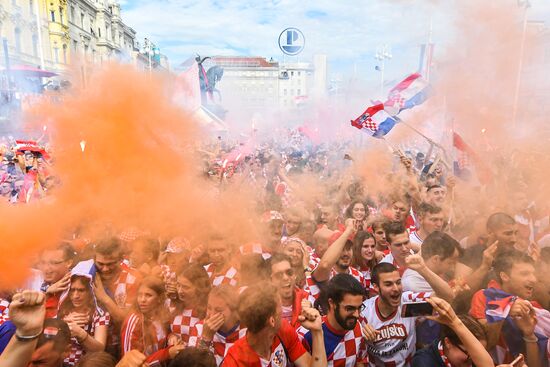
[120,0,550,81]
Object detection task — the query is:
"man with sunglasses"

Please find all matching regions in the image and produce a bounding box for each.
[269,253,310,329]
[298,274,368,367]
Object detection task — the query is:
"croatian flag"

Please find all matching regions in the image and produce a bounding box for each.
[384,73,431,116]
[350,103,397,138]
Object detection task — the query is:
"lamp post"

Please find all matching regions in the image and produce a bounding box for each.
[375,44,392,94]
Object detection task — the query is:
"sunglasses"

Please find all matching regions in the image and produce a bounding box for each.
[272,269,295,280]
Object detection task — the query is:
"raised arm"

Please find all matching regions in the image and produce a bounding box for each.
[312,219,354,282]
[427,297,494,367]
[0,291,46,367]
[405,254,454,302]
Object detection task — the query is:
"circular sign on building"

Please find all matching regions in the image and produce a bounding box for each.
[278,28,305,56]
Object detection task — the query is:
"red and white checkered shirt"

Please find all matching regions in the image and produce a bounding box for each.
[204,263,239,287]
[189,322,247,366]
[0,299,9,325]
[112,264,141,310]
[239,243,273,260]
[170,308,202,345]
[64,309,110,366]
[297,316,368,367]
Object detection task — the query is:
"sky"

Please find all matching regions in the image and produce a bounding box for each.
[120,0,550,82]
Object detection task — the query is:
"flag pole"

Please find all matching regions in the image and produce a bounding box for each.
[396,117,452,169]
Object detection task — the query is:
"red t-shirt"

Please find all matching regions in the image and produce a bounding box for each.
[222,320,307,367]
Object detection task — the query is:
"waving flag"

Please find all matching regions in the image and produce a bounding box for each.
[384,73,431,116]
[484,286,549,366]
[453,132,493,185]
[350,103,397,138]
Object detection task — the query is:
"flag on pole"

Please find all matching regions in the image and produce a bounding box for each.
[453,132,493,185]
[350,103,398,138]
[384,73,431,116]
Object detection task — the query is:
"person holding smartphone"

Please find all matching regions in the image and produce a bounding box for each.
[412,298,494,367]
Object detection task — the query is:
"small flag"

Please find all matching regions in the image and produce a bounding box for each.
[384,73,431,116]
[453,132,493,185]
[350,103,397,139]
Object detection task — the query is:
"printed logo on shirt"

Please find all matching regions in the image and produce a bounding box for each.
[375,323,407,342]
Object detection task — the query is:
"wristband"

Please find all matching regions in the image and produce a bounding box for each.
[15,330,42,342]
[198,338,212,349]
[523,335,538,343]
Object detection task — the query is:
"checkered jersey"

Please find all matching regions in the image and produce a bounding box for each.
[64,309,110,366]
[357,265,372,291]
[113,264,141,309]
[204,263,239,287]
[118,228,149,242]
[298,316,368,367]
[189,322,247,366]
[239,243,272,260]
[0,299,9,325]
[170,308,202,345]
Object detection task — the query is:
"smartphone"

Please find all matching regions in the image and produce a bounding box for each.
[510,354,524,367]
[401,302,434,317]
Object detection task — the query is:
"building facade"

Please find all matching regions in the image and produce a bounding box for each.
[212,55,327,112]
[0,0,57,71]
[212,56,280,111]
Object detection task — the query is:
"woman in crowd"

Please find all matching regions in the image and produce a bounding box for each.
[170,264,211,345]
[120,277,184,365]
[344,200,369,232]
[190,285,245,366]
[351,230,379,293]
[57,274,110,366]
[281,237,309,287]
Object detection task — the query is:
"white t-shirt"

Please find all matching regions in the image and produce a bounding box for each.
[401,269,433,293]
[409,231,423,247]
[361,291,430,367]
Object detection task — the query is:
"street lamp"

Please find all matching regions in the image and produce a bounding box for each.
[375,44,392,93]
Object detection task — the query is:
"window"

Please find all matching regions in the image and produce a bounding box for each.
[80,13,84,28]
[283,89,287,96]
[14,28,21,53]
[53,47,59,63]
[291,71,294,76]
[32,34,38,56]
[291,89,294,96]
[59,7,63,24]
[73,40,78,52]
[298,71,301,76]
[297,89,301,96]
[30,0,34,15]
[50,10,55,22]
[62,44,67,63]
[70,6,75,21]
[98,28,101,37]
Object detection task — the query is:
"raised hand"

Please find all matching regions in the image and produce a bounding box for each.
[9,290,46,336]
[46,273,71,295]
[298,304,322,331]
[404,253,426,272]
[425,297,460,327]
[481,241,498,269]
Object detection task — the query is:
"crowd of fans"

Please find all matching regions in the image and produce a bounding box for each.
[0,128,549,367]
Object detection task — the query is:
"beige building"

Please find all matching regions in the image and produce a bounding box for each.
[0,0,58,71]
[213,56,280,111]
